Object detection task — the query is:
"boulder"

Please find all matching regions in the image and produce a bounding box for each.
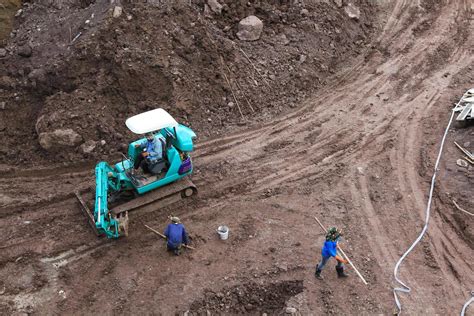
[17,44,32,58]
[333,0,343,8]
[207,0,222,14]
[344,3,361,20]
[38,129,83,151]
[0,48,7,58]
[237,16,263,41]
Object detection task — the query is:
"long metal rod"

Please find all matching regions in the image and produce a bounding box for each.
[313,216,368,285]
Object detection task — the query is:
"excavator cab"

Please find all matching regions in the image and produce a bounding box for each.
[75,108,197,238]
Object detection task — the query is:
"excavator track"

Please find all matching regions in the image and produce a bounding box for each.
[75,178,197,237]
[111,177,197,216]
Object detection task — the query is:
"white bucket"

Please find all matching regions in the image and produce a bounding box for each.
[217,225,229,240]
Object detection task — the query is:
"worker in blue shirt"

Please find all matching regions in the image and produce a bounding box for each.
[133,132,166,174]
[164,216,189,256]
[315,227,349,279]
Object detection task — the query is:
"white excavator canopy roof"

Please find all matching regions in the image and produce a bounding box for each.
[125,108,178,134]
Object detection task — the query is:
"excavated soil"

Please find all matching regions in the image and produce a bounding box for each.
[1,0,473,315]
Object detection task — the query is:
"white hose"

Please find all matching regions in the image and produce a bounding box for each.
[392,103,458,314]
[461,292,474,316]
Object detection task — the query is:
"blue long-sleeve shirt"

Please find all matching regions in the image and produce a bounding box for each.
[164,223,189,249]
[321,240,338,258]
[139,136,164,162]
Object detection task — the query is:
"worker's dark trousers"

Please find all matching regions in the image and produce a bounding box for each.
[317,255,343,271]
[167,243,182,255]
[134,155,151,173]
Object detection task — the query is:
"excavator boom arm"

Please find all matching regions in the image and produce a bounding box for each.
[94,162,120,238]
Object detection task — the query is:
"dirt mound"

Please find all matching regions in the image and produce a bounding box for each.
[0,0,376,165]
[189,280,304,314]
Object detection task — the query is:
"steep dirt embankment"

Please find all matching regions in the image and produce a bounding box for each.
[0,0,377,166]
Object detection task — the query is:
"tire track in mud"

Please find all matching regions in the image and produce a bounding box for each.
[0,241,112,313]
[384,3,474,305]
[388,83,473,309]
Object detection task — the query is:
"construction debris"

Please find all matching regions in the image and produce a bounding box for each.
[454,141,474,165]
[453,88,474,122]
[452,200,474,217]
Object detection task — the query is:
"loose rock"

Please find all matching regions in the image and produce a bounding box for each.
[456,159,468,168]
[203,4,211,17]
[28,68,47,84]
[38,129,83,151]
[345,3,361,20]
[285,307,297,314]
[237,16,263,41]
[113,6,123,18]
[207,0,223,14]
[17,44,32,58]
[333,0,343,8]
[80,140,97,154]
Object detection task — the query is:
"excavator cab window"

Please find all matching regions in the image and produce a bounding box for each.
[163,128,175,149]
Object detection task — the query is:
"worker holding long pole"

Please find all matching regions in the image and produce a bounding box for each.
[315,227,349,279]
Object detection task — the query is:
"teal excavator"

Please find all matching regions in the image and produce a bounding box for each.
[75,108,197,238]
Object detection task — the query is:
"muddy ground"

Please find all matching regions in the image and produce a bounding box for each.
[1,0,473,315]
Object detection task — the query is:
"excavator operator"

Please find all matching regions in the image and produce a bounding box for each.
[133,132,165,174]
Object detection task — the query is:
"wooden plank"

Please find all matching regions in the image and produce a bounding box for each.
[454,142,473,160]
[456,103,473,121]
